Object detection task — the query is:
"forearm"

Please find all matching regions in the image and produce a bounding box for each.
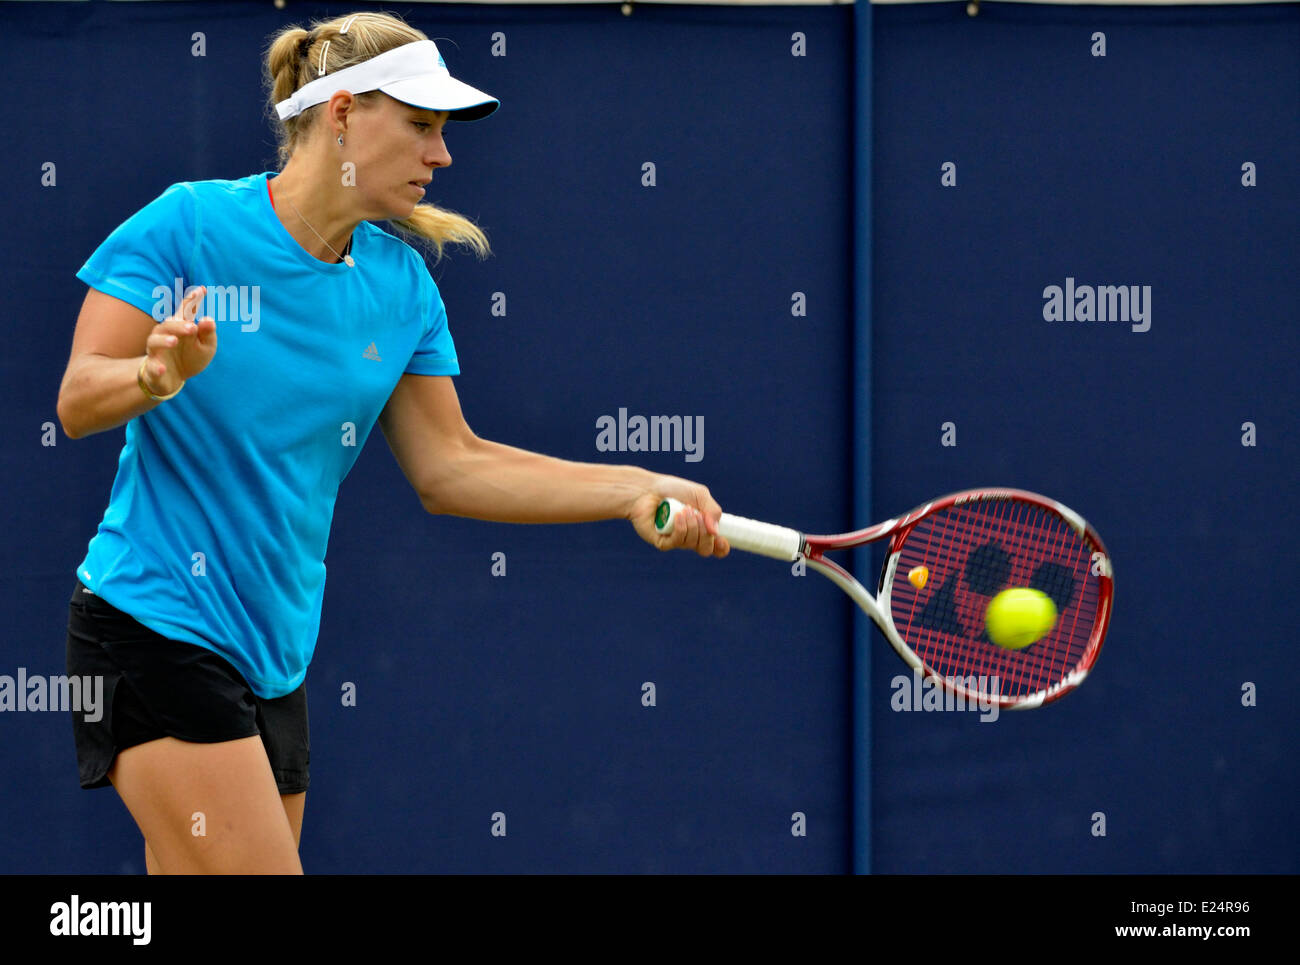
[57,354,160,439]
[422,436,656,523]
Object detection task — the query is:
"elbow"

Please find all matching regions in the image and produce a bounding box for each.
[56,397,82,440]
[415,433,480,515]
[418,487,443,516]
[415,466,450,514]
[418,475,459,516]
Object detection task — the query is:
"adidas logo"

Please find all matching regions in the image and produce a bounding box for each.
[362,342,382,362]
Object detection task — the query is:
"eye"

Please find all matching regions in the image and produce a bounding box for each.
[413,121,431,131]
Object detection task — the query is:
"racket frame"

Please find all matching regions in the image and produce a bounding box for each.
[660,488,1113,710]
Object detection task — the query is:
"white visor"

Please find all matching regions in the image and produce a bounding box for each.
[275,40,498,122]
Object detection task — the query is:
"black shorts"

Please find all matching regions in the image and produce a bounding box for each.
[65,580,309,794]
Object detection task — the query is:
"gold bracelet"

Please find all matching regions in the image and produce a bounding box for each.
[137,357,184,402]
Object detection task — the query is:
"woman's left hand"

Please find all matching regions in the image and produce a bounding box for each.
[627,476,729,558]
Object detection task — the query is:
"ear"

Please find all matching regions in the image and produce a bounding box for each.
[325,90,357,133]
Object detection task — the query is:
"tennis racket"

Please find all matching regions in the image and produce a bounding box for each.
[656,488,1113,710]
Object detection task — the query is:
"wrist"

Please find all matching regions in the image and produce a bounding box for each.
[623,466,659,520]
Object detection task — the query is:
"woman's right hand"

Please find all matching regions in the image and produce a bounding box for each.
[142,285,218,395]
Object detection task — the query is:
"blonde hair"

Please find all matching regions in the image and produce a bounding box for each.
[265,12,489,261]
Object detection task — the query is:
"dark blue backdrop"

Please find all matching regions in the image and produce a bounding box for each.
[869,1,1298,873]
[3,1,854,874]
[0,1,1295,874]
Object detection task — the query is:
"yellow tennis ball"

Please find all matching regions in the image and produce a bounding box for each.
[985,588,1057,649]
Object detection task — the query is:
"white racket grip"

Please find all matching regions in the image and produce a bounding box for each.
[655,498,803,561]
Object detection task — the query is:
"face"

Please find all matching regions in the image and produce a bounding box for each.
[333,94,452,219]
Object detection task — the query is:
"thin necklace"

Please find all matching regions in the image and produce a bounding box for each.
[283,194,354,267]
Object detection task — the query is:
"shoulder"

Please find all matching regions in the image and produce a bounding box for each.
[130,173,265,225]
[359,223,441,291]
[176,172,269,209]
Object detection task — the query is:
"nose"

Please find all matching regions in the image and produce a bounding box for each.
[428,134,451,169]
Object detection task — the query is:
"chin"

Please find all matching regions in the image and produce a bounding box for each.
[401,191,425,214]
[383,200,421,221]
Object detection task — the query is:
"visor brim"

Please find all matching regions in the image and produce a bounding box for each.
[381,75,499,122]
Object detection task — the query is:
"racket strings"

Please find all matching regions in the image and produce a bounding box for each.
[889,500,1100,700]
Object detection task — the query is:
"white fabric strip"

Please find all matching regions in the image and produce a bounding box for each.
[276,40,450,121]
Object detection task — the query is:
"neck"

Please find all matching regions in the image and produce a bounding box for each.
[271,157,358,264]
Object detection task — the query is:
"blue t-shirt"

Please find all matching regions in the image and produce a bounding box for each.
[75,172,459,697]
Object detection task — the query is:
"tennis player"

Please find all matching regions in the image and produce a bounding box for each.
[57,11,728,875]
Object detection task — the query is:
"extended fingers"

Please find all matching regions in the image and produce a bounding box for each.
[147,326,183,352]
[177,286,206,324]
[150,313,215,350]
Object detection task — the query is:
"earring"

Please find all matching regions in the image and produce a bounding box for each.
[337,134,344,146]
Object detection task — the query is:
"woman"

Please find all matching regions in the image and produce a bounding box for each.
[57,11,728,874]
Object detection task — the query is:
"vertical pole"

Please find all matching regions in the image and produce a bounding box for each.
[851,0,874,877]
